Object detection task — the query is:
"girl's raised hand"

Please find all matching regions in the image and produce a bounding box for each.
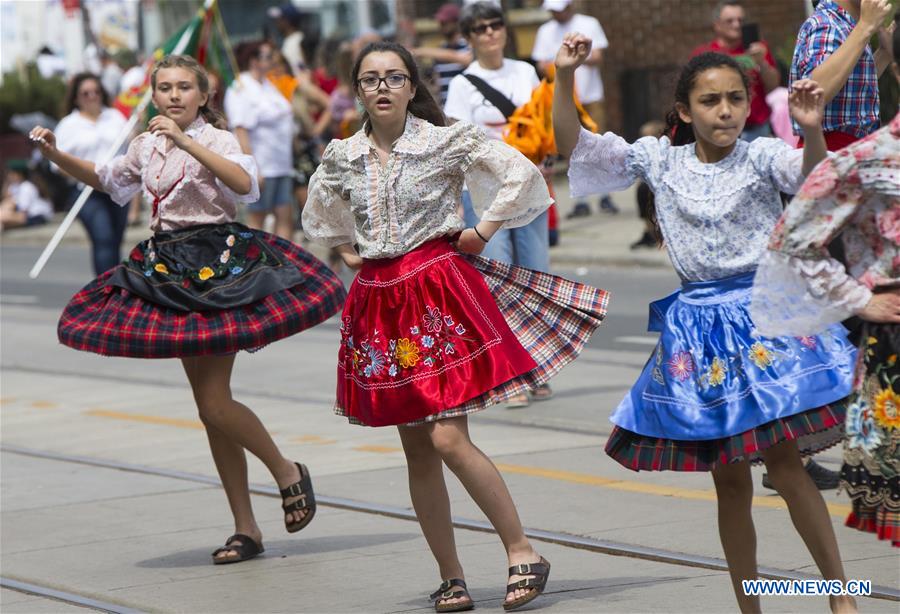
[554,32,592,73]
[148,115,191,149]
[28,126,57,156]
[788,79,825,131]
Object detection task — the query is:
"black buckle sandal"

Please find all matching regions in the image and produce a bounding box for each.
[429,578,474,613]
[210,533,264,565]
[503,556,550,611]
[281,462,316,533]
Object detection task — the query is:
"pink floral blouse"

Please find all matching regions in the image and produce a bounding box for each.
[96,116,260,232]
[752,113,900,337]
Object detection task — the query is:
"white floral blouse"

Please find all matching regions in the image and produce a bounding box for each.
[751,113,900,337]
[96,116,260,232]
[569,128,807,281]
[302,114,552,259]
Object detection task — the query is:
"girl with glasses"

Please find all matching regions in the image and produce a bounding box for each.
[303,41,608,612]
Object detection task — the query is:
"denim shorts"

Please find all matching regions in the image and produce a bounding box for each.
[247,175,293,213]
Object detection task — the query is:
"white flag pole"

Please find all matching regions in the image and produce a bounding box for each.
[29,0,215,279]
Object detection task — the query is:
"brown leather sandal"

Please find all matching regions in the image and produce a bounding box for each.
[502,557,550,611]
[211,533,264,565]
[281,462,316,533]
[429,578,475,613]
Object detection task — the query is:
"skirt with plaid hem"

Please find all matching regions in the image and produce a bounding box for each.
[839,322,899,547]
[605,271,853,472]
[334,237,608,427]
[58,223,346,358]
[605,405,845,471]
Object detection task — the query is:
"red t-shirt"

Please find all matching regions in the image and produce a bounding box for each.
[690,40,775,128]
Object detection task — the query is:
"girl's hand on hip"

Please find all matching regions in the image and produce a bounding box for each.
[455,228,487,255]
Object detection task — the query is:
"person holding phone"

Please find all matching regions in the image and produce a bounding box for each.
[690,0,780,141]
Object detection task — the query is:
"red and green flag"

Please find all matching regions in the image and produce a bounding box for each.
[114,0,237,118]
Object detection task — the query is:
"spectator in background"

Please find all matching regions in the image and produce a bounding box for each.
[268,2,305,77]
[790,0,893,150]
[532,0,617,215]
[225,41,295,240]
[0,160,53,231]
[690,0,780,141]
[413,3,473,106]
[328,42,361,140]
[100,49,125,99]
[54,73,129,275]
[766,62,800,147]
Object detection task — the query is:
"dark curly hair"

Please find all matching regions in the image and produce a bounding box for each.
[664,52,751,146]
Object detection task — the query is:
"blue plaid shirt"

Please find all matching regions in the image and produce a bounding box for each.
[790,1,879,138]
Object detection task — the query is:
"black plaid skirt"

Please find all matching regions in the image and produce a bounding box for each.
[58,223,346,358]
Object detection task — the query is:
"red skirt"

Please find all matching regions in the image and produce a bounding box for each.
[335,238,608,427]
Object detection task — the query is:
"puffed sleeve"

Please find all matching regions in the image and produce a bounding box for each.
[751,155,873,337]
[568,129,664,197]
[95,132,149,206]
[202,127,260,204]
[749,137,809,195]
[302,139,356,247]
[450,122,552,228]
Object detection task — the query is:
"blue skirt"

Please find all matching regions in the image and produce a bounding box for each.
[610,271,855,442]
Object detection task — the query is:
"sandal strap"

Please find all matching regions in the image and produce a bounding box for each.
[282,492,315,513]
[506,578,542,592]
[507,559,549,577]
[280,463,312,498]
[429,578,468,601]
[211,533,262,558]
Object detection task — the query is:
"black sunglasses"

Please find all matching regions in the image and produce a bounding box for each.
[471,19,505,35]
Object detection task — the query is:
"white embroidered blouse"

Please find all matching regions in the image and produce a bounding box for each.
[96,116,260,232]
[569,128,807,281]
[751,113,900,337]
[302,114,552,259]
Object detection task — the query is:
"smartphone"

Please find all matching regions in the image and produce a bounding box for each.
[741,23,760,49]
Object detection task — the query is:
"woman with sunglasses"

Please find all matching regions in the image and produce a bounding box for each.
[303,41,608,612]
[445,1,555,408]
[54,73,129,275]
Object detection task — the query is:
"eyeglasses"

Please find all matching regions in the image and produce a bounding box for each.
[78,89,101,98]
[357,74,410,92]
[471,19,505,35]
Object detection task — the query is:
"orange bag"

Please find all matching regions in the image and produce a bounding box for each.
[503,65,597,164]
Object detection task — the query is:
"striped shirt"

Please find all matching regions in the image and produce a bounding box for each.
[790,0,879,139]
[434,38,470,105]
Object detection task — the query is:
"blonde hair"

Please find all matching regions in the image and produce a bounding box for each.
[150,54,226,129]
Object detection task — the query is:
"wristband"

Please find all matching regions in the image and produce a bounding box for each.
[473,225,489,243]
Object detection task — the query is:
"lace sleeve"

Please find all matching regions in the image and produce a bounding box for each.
[95,134,146,206]
[750,154,872,336]
[568,128,651,197]
[465,139,553,228]
[750,250,872,337]
[301,141,356,247]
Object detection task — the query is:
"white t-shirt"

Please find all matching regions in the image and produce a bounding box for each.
[55,107,128,165]
[531,13,608,104]
[281,31,304,76]
[444,59,539,141]
[224,73,294,177]
[9,181,53,220]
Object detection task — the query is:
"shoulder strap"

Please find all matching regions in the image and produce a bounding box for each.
[463,74,517,120]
